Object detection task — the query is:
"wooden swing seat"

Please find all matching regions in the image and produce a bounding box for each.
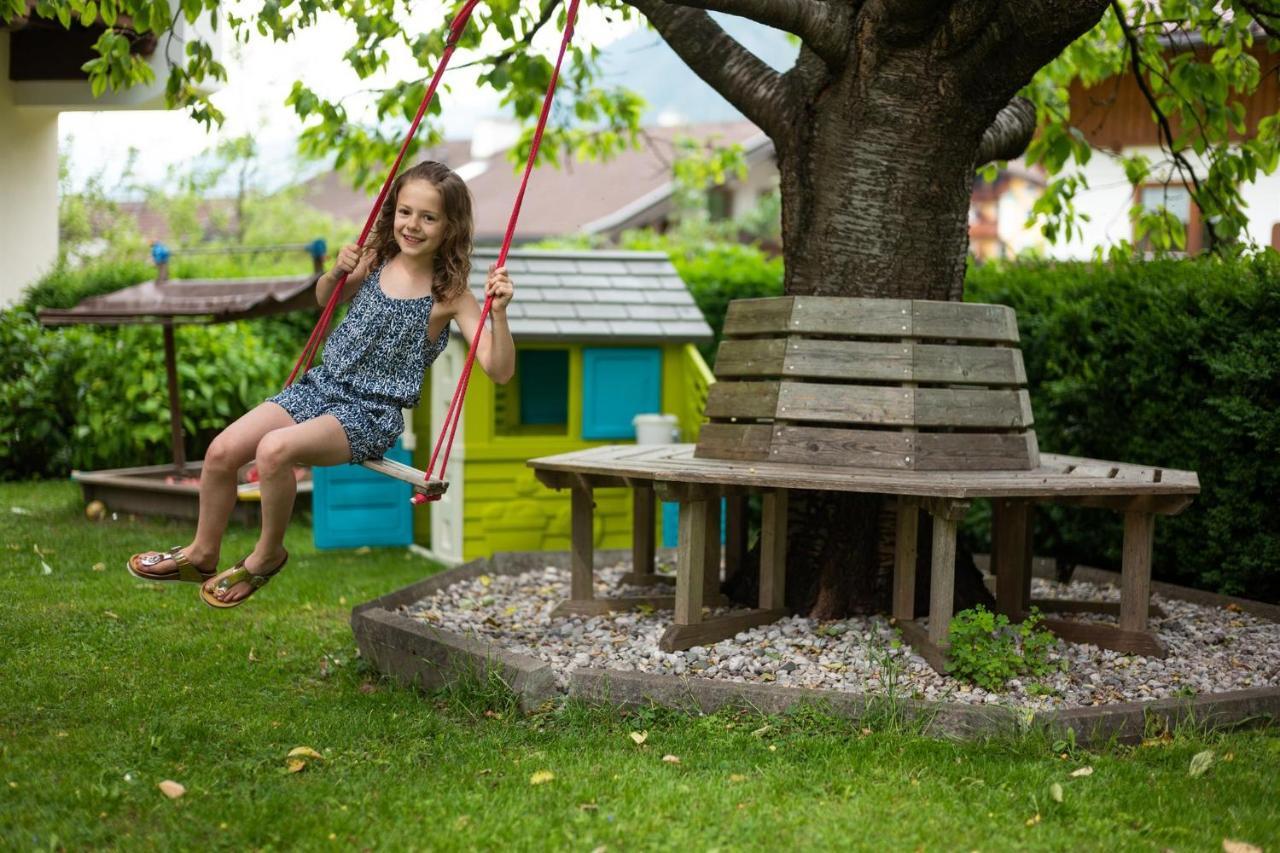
[360,458,449,497]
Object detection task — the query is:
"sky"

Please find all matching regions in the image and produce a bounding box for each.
[57,1,646,196]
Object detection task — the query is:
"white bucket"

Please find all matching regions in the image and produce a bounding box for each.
[632,413,679,445]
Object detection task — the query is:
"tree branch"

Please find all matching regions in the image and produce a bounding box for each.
[626,0,793,139]
[1237,0,1280,40]
[659,0,852,67]
[453,0,560,71]
[1112,0,1222,251]
[974,96,1036,165]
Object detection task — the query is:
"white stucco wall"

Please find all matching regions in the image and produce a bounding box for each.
[1,34,61,305]
[1045,145,1280,258]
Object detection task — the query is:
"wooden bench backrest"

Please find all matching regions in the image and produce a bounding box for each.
[696,296,1040,471]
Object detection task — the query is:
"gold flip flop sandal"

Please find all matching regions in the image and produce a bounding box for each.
[199,550,288,609]
[126,546,216,584]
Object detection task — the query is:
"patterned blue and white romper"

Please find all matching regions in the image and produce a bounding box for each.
[269,261,450,463]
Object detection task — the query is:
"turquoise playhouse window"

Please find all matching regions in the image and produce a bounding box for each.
[582,347,662,440]
[517,349,569,427]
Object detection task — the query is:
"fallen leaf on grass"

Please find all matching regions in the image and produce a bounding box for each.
[248,648,258,662]
[1189,750,1215,778]
[1025,813,1041,827]
[286,746,323,773]
[358,682,377,694]
[103,611,119,620]
[1223,840,1262,853]
[529,770,555,785]
[1070,766,1094,777]
[157,780,185,799]
[629,731,648,746]
[92,562,105,572]
[729,774,748,783]
[578,803,598,812]
[1050,782,1064,803]
[751,724,772,738]
[662,755,681,765]
[10,506,30,515]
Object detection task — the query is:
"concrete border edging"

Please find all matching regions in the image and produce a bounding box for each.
[352,552,1280,741]
[351,550,633,712]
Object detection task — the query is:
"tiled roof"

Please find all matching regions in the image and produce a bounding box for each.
[468,247,711,343]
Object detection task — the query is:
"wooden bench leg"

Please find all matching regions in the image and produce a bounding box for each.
[674,498,708,628]
[551,485,613,617]
[896,498,969,674]
[992,498,1031,621]
[759,490,787,610]
[1120,511,1154,632]
[702,493,722,603]
[619,483,661,586]
[1039,509,1167,658]
[929,506,960,646]
[892,496,918,621]
[724,492,747,585]
[659,488,787,652]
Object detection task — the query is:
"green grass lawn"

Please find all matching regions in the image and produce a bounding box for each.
[2,480,1278,851]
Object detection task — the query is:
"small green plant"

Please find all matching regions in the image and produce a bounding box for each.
[945,605,1061,692]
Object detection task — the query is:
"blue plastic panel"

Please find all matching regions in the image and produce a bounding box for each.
[661,500,726,549]
[582,348,662,440]
[312,442,413,550]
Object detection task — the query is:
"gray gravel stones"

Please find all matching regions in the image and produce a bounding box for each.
[402,562,1280,711]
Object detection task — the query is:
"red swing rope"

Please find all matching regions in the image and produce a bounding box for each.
[281,0,582,506]
[418,0,582,504]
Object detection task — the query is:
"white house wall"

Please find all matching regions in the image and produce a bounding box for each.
[1047,145,1280,258]
[426,337,468,565]
[1,34,60,304]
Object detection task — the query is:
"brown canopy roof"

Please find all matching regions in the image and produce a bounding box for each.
[37,274,321,326]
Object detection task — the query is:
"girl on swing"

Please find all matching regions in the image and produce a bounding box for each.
[127,161,516,608]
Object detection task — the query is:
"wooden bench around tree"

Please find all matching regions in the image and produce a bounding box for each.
[528,297,1200,672]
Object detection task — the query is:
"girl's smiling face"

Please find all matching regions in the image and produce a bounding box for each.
[393,179,448,259]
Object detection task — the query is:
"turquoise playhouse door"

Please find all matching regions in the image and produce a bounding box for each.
[312,441,413,550]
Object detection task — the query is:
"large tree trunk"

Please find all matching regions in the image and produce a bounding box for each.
[769,46,1003,617]
[630,0,1111,618]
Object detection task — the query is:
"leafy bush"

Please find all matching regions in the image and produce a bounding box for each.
[0,310,77,478]
[945,606,1061,691]
[0,312,298,479]
[22,259,153,312]
[966,253,1280,602]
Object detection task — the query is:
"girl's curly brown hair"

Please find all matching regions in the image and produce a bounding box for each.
[367,160,473,302]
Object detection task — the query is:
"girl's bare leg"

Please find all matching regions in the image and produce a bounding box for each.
[188,403,298,567]
[131,402,296,577]
[205,414,351,603]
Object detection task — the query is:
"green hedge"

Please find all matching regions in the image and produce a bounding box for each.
[965,253,1280,602]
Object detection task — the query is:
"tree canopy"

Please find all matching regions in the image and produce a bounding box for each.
[8,0,1280,256]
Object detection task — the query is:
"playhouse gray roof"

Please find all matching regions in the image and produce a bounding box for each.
[467,248,712,344]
